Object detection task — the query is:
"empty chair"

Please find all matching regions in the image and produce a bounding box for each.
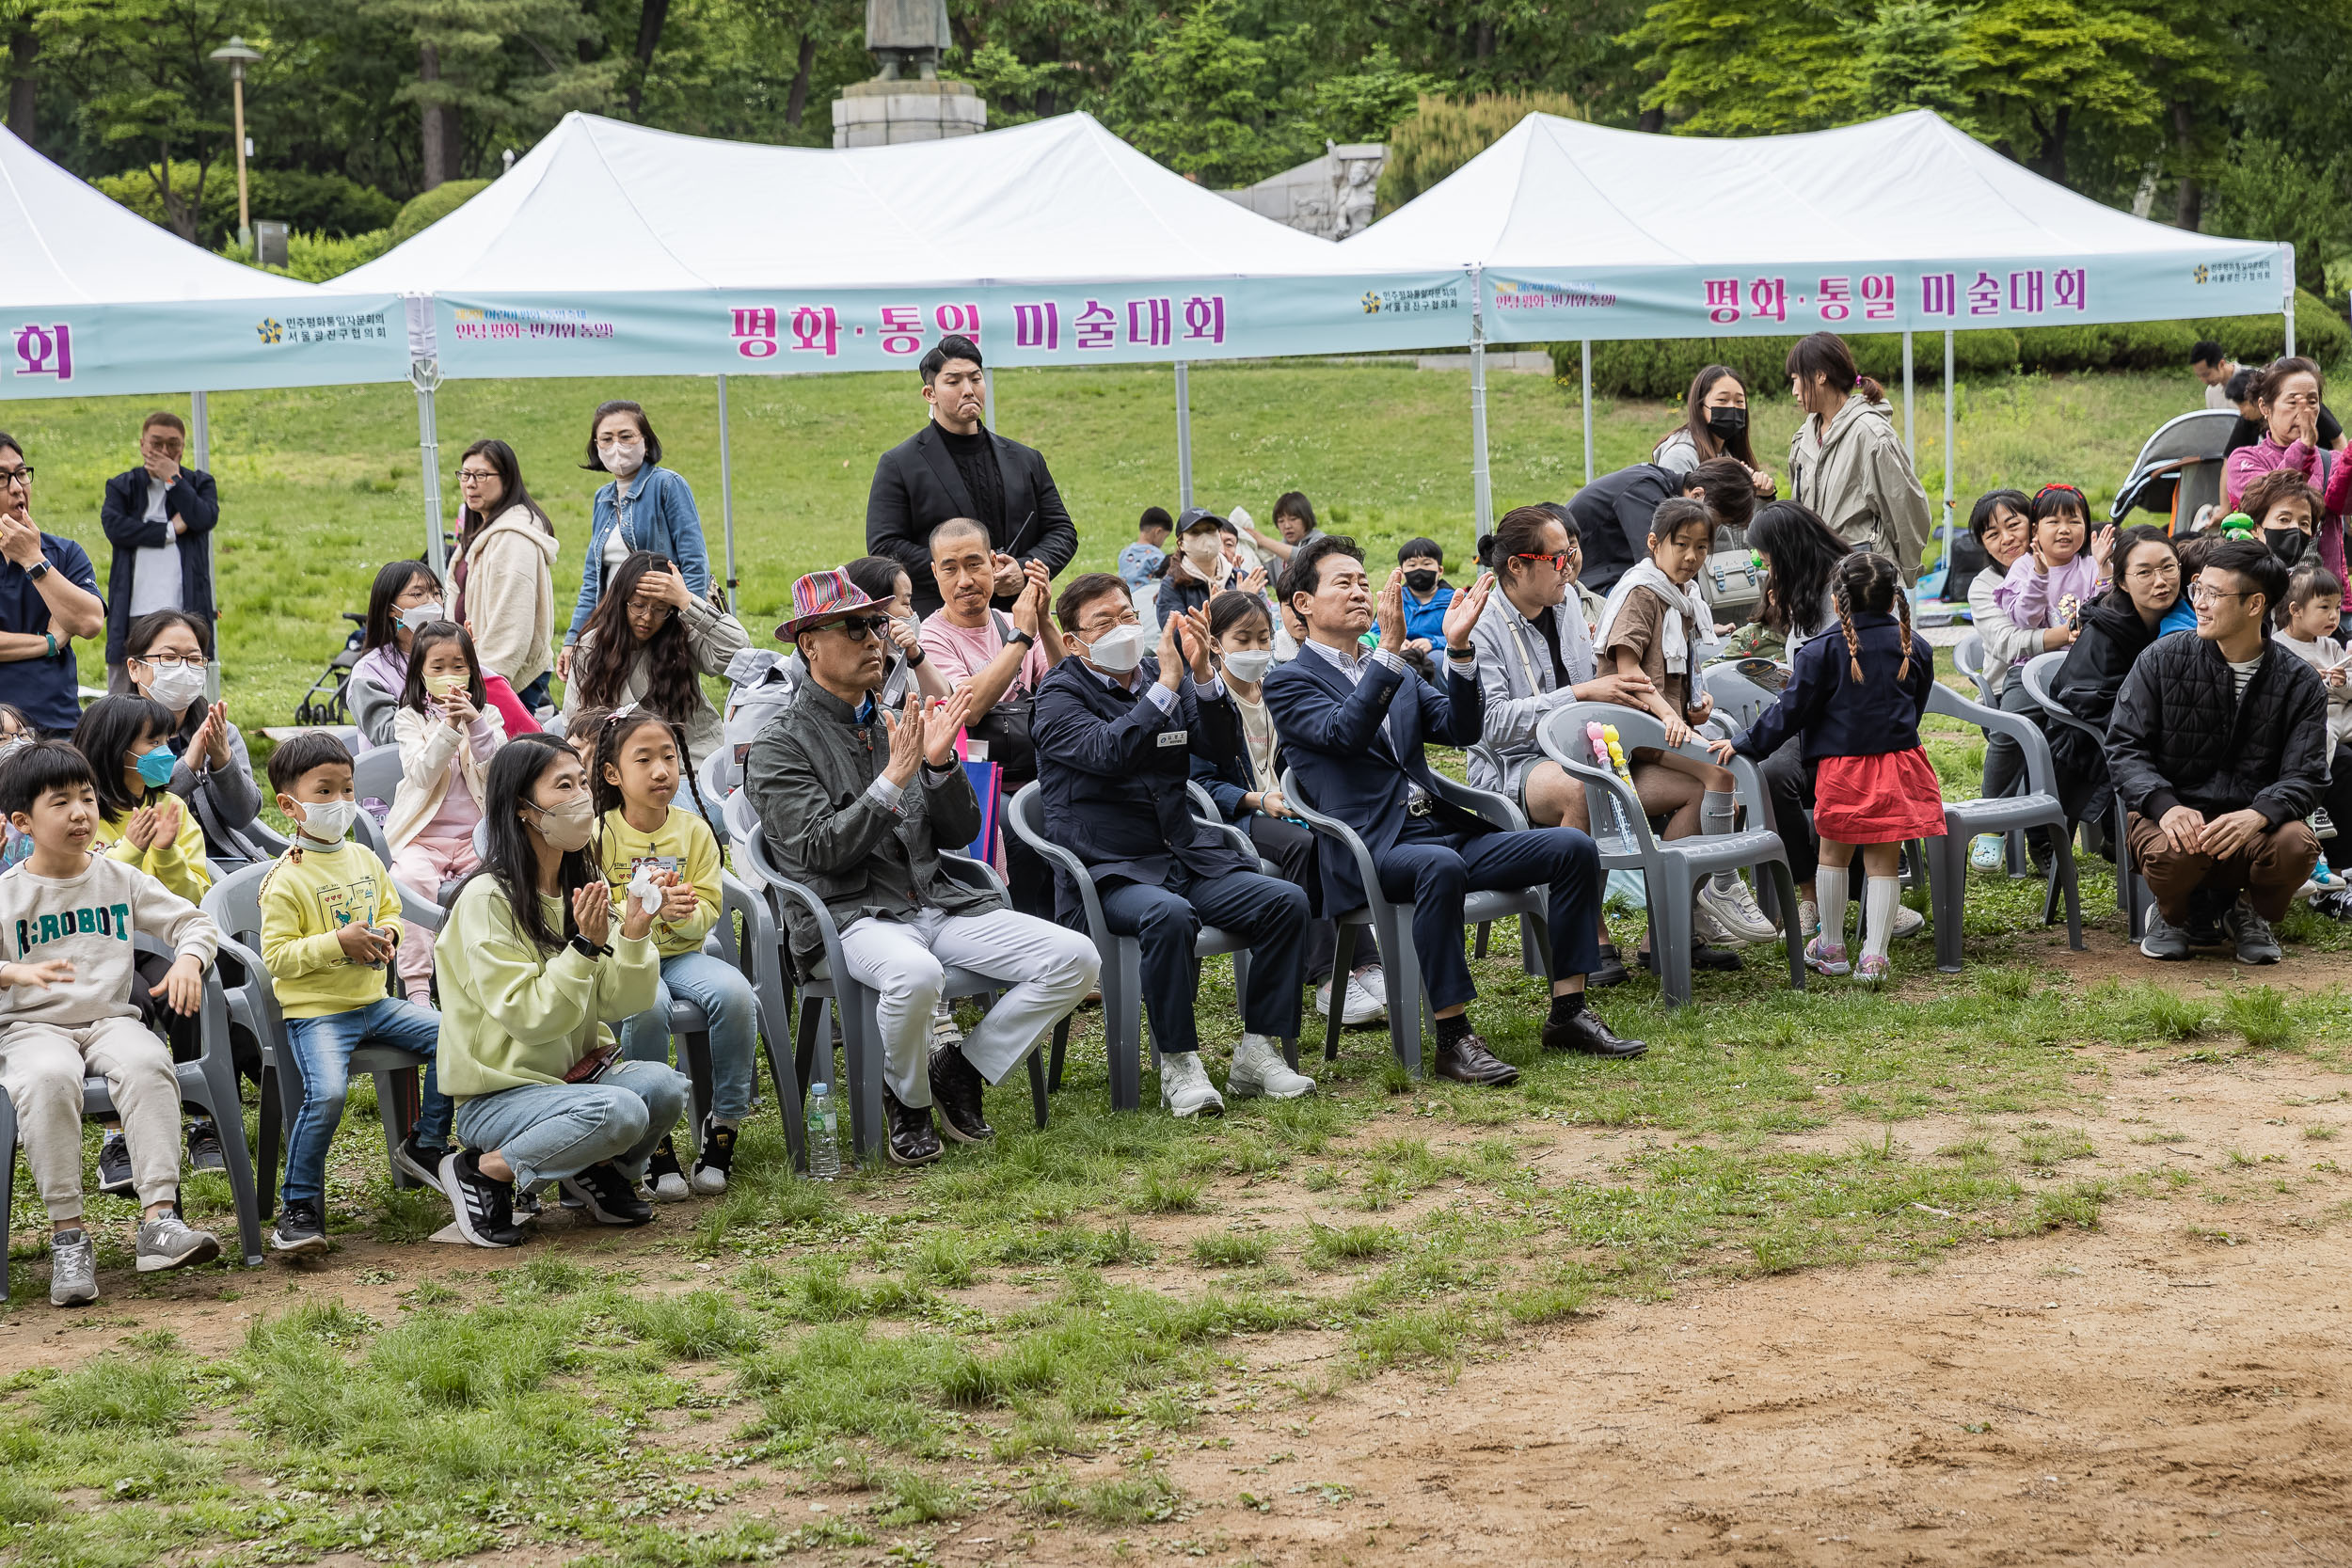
[2020,649,2148,936]
[1917,682,2085,972]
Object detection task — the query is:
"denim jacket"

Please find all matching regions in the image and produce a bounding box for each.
[567,465,712,641]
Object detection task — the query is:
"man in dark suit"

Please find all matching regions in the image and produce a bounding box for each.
[1033,572,1313,1117]
[100,411,218,692]
[866,334,1078,616]
[1263,536,1644,1085]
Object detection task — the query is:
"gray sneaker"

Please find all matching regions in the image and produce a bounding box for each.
[49,1228,97,1307]
[135,1212,222,1274]
[2138,909,2192,960]
[2223,898,2282,965]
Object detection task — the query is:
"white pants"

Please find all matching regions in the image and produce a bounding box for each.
[0,1016,180,1219]
[836,907,1100,1106]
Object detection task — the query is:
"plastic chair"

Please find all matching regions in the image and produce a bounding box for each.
[1700,664,1779,734]
[736,827,1046,1164]
[1537,704,1804,1006]
[2020,650,2149,937]
[0,934,264,1299]
[1008,783,1286,1109]
[352,745,403,816]
[627,873,787,1144]
[1918,682,2086,972]
[1277,767,1553,1072]
[1949,635,2033,877]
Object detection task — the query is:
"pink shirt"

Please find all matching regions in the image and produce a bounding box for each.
[919,610,1049,696]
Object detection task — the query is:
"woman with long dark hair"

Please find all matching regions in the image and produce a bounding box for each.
[1786,333,1931,580]
[431,736,690,1248]
[561,549,748,768]
[1745,500,1851,643]
[348,559,447,752]
[453,437,560,714]
[1651,365,1776,498]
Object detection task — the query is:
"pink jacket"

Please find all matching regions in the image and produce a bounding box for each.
[2224,434,2348,588]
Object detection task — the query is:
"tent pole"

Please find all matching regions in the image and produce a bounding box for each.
[1581,341,1594,487]
[1469,264,1491,532]
[411,362,446,582]
[983,369,996,434]
[1173,360,1193,513]
[717,373,738,602]
[1901,331,1915,458]
[189,391,220,704]
[1942,331,1956,534]
[2284,244,2297,356]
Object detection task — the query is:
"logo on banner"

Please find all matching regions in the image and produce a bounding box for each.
[1359,282,1463,316]
[255,318,283,344]
[11,323,72,381]
[1491,279,1619,311]
[451,306,614,343]
[2194,258,2273,287]
[255,312,389,346]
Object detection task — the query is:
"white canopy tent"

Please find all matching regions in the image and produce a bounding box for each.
[327,111,1460,583]
[1342,109,2296,533]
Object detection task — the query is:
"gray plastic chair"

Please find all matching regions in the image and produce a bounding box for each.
[1278,767,1553,1072]
[1920,682,2086,972]
[1700,664,1779,734]
[2021,650,2149,937]
[1538,704,1804,1006]
[1949,634,2032,877]
[352,744,403,817]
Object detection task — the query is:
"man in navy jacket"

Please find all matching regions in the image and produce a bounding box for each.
[1263,537,1644,1085]
[100,411,217,690]
[1033,573,1313,1117]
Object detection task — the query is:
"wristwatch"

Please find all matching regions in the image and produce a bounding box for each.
[567,934,611,961]
[1006,627,1037,649]
[24,558,50,582]
[905,644,927,667]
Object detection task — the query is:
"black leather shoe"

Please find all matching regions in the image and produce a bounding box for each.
[882,1085,943,1166]
[1431,1033,1520,1087]
[929,1044,994,1144]
[1542,1007,1647,1058]
[1586,945,1631,989]
[1645,942,1743,974]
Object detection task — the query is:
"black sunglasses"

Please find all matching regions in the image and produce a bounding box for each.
[832,614,892,641]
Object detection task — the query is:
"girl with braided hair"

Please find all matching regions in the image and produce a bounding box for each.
[1710,551,1942,982]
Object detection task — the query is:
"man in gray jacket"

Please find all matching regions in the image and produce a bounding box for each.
[745,570,1099,1165]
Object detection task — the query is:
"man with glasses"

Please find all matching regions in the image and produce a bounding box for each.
[2108,538,2328,964]
[1033,573,1315,1117]
[101,412,218,695]
[0,432,103,738]
[746,570,1099,1165]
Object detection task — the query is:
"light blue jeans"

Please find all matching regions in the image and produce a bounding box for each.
[451,1060,688,1189]
[282,997,453,1206]
[618,950,756,1126]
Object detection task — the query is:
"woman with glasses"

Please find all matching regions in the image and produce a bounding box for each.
[0,433,104,739]
[559,401,709,683]
[452,438,561,717]
[2223,357,2350,601]
[561,550,747,769]
[119,609,268,864]
[2046,525,2185,830]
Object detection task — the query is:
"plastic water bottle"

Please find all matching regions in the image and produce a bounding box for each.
[805,1083,841,1180]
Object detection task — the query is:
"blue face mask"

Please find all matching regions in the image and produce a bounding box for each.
[134,746,177,789]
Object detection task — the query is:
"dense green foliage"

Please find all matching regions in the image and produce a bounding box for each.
[1375,90,1586,215]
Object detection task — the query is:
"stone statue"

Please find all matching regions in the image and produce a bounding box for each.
[867,0,953,80]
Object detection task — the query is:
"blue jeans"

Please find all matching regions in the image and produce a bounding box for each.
[281,997,453,1206]
[618,950,756,1126]
[451,1060,689,1189]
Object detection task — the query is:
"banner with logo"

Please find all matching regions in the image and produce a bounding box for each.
[421,274,1475,379]
[0,296,406,400]
[1478,245,2292,342]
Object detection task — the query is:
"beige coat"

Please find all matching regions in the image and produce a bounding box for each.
[1788,394,1932,582]
[561,594,749,767]
[387,703,507,851]
[459,503,558,689]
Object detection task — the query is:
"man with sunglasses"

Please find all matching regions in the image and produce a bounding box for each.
[101,411,217,695]
[746,571,1100,1166]
[0,432,104,739]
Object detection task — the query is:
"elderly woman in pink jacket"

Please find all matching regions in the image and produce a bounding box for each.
[2224,356,2350,591]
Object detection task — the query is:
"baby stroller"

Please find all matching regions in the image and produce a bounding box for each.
[293,611,368,726]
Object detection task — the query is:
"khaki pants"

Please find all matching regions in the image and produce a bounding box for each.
[0,1017,181,1220]
[2126,813,2320,927]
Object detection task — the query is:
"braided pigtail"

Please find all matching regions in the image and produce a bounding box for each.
[1895,586,1914,683]
[1834,571,1865,684]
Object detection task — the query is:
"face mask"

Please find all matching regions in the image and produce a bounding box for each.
[294,798,358,845]
[2265,528,2308,565]
[425,671,470,699]
[1221,648,1274,682]
[602,441,645,478]
[1705,405,1748,437]
[1083,624,1148,674]
[143,661,206,712]
[1404,569,1439,595]
[0,734,25,764]
[528,794,596,852]
[135,746,177,789]
[1182,535,1222,567]
[401,601,445,633]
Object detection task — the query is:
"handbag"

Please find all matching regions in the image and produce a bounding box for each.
[964,611,1037,784]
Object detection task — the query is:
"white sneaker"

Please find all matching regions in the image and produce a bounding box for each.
[1696,875,1779,942]
[1228,1034,1314,1100]
[929,1003,962,1051]
[1160,1051,1225,1118]
[1691,894,1744,947]
[1796,898,1821,942]
[1343,966,1386,1023]
[1314,978,1337,1017]
[1891,903,1925,940]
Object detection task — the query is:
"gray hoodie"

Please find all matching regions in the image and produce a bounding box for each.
[1788,393,1931,581]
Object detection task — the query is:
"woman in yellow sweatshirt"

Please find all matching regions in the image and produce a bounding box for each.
[73,694,210,904]
[431,733,688,1248]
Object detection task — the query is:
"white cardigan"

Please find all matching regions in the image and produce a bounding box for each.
[386,703,507,851]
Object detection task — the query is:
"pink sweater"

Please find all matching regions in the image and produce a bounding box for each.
[2225,434,2349,588]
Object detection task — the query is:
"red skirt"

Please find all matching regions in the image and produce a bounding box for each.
[1813,747,1947,845]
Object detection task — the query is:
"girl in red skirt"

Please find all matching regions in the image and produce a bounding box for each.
[1710,551,1944,982]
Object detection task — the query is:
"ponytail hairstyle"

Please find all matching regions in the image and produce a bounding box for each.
[1207,588,1274,642]
[1829,551,1909,684]
[1786,332,1884,405]
[1677,365,1760,467]
[2280,561,2344,631]
[589,704,721,850]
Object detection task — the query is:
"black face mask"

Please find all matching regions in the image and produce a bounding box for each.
[1404,569,1439,594]
[1705,405,1748,437]
[2265,527,2308,565]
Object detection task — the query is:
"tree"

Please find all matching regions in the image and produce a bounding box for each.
[1629,0,1861,136]
[37,0,248,238]
[2205,135,2346,293]
[1107,2,1316,186]
[373,0,612,187]
[1309,43,1436,143]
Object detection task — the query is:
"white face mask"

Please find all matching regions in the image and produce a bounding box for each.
[1182,535,1222,567]
[295,798,358,845]
[1221,648,1274,682]
[400,601,446,633]
[1083,624,1148,674]
[601,440,645,478]
[143,661,207,712]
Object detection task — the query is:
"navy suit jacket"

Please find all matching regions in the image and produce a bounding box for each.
[1261,644,1495,912]
[1032,655,1257,919]
[101,466,217,664]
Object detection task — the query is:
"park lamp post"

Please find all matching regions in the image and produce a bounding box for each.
[207,36,262,251]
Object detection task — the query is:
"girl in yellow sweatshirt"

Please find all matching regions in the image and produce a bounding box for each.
[431,734,688,1248]
[73,694,210,904]
[589,707,754,1202]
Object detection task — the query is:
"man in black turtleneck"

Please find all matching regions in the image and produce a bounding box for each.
[866,334,1079,617]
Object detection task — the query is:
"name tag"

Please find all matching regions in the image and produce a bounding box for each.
[1157,730,1189,748]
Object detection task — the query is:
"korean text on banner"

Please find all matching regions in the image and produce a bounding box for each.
[0,296,407,399]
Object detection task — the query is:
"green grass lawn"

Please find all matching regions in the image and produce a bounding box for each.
[3,362,2209,736]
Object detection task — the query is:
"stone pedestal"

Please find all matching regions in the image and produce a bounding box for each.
[833,79,986,148]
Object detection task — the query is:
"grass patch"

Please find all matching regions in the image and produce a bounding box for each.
[1189,1232,1272,1269]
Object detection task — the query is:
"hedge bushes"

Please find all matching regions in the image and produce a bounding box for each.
[219,228,396,283]
[91,164,398,248]
[391,180,491,243]
[1549,291,2348,398]
[1375,93,1585,218]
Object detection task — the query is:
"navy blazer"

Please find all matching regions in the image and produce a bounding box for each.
[101,466,217,665]
[1731,610,1936,765]
[1261,644,1494,912]
[1032,655,1258,917]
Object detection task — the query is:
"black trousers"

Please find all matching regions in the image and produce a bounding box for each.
[1246,813,1382,984]
[1100,865,1310,1053]
[1374,819,1599,1014]
[1759,739,1820,885]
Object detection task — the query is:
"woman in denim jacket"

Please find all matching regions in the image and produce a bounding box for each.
[560,400,711,679]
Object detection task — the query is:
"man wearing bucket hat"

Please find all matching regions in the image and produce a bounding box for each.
[745,570,1100,1164]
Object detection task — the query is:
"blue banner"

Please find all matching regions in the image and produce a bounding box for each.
[0,295,407,400]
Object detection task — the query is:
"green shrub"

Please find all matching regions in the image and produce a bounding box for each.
[222,227,395,282]
[1377,92,1586,216]
[392,179,492,243]
[91,163,397,246]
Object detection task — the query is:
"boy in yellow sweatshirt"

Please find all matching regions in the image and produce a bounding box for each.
[257,733,451,1255]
